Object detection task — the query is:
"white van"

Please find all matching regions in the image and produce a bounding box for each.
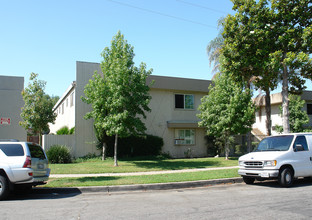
[238,133,312,187]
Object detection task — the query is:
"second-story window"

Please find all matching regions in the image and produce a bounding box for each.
[175,94,194,109]
[307,104,312,115]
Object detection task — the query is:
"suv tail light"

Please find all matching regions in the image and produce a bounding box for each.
[23,156,31,168]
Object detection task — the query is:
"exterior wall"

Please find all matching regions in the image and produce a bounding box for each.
[0,75,27,141]
[47,61,211,158]
[49,84,76,134]
[253,91,312,135]
[74,61,102,157]
[144,88,207,158]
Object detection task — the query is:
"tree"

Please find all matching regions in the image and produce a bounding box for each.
[222,0,312,134]
[20,73,56,145]
[207,18,225,74]
[275,94,310,133]
[270,0,312,133]
[198,73,255,159]
[222,0,279,136]
[82,72,109,161]
[83,31,153,166]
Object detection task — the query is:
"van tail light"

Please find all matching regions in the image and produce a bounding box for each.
[23,156,32,168]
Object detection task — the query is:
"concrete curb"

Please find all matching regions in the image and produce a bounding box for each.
[34,177,243,195]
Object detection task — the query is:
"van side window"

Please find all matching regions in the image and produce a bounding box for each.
[293,136,308,152]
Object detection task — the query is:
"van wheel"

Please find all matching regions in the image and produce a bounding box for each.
[278,167,293,187]
[243,176,255,184]
[0,175,9,200]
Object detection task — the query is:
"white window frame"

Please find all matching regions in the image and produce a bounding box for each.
[174,129,195,145]
[175,94,194,110]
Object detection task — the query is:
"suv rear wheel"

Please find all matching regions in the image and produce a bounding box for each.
[0,175,9,200]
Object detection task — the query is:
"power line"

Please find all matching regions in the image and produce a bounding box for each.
[176,0,228,14]
[106,0,217,29]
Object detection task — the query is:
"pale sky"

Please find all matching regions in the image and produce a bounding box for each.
[1,0,310,97]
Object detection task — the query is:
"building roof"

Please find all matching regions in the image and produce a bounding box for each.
[254,90,312,106]
[147,75,211,93]
[53,81,76,111]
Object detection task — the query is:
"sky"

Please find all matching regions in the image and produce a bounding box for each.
[0,0,234,97]
[1,0,310,97]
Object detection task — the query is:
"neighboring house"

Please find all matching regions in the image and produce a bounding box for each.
[46,61,211,158]
[253,91,312,137]
[0,75,27,141]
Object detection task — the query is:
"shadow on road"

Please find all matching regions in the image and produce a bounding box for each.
[6,187,82,201]
[251,177,312,188]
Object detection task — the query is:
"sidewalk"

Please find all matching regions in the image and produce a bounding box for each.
[50,166,239,178]
[38,166,242,194]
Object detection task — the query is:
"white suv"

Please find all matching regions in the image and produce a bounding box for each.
[238,133,312,187]
[0,140,50,200]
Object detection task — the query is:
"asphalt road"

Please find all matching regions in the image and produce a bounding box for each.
[3,179,312,220]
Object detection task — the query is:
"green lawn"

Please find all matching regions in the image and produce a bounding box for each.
[46,168,240,187]
[49,157,238,174]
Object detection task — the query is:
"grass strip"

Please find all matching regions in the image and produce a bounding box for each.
[49,157,238,174]
[45,168,239,188]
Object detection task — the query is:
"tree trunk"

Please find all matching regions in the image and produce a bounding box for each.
[225,135,229,160]
[282,62,290,133]
[265,89,272,136]
[102,142,106,161]
[246,131,252,153]
[114,134,118,166]
[39,131,42,146]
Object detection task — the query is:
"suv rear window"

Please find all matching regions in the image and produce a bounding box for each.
[0,144,24,156]
[28,144,46,159]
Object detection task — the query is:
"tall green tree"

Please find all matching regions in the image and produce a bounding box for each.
[198,73,255,159]
[82,73,109,161]
[270,0,312,133]
[83,31,153,166]
[275,94,310,133]
[222,0,312,134]
[222,0,279,135]
[20,73,56,145]
[207,18,225,74]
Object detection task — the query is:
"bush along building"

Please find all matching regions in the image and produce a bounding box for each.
[46,61,212,158]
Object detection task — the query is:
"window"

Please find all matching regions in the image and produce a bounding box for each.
[28,144,46,159]
[174,129,195,145]
[175,94,194,109]
[293,136,308,152]
[0,144,24,156]
[66,98,68,107]
[307,104,312,115]
[61,103,64,114]
[70,92,74,107]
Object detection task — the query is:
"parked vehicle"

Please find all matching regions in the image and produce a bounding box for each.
[238,133,312,187]
[0,140,50,200]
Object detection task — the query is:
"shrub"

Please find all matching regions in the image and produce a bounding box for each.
[56,126,75,135]
[105,134,164,157]
[46,145,72,163]
[56,126,70,135]
[69,127,75,134]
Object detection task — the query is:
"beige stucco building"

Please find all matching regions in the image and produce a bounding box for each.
[47,61,211,158]
[0,75,27,141]
[253,91,312,137]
